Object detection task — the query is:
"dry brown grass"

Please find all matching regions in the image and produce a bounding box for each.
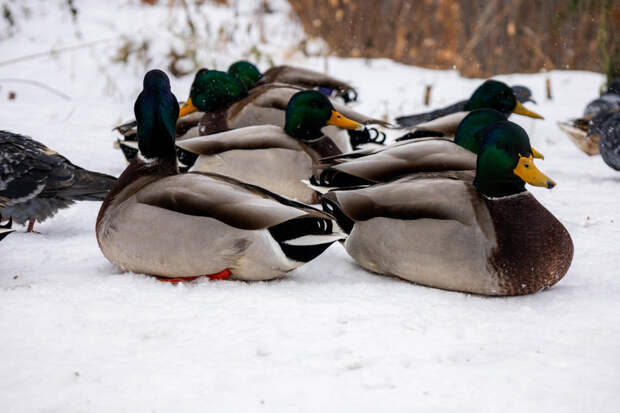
[288,0,619,77]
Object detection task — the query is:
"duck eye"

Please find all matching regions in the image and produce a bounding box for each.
[311,101,319,109]
[496,141,504,149]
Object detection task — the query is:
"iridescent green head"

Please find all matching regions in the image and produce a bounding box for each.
[455,109,545,158]
[135,70,179,160]
[474,121,555,198]
[465,80,543,120]
[454,109,507,153]
[228,61,261,91]
[284,90,361,141]
[178,70,245,117]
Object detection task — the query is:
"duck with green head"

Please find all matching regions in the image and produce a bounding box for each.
[176,90,363,203]
[175,68,386,145]
[395,80,543,132]
[97,70,345,282]
[227,60,358,103]
[115,66,387,166]
[311,108,544,188]
[322,120,573,296]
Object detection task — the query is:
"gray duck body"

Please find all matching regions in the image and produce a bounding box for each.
[314,137,476,187]
[96,157,343,280]
[323,173,573,296]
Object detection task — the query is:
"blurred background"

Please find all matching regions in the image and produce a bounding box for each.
[289,0,619,81]
[1,0,617,88]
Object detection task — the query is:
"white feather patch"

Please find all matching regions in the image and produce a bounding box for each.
[301,179,331,194]
[283,232,347,246]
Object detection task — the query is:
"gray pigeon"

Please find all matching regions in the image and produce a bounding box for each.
[599,112,620,171]
[0,131,117,231]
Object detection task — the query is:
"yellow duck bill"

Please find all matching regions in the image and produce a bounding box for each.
[178,97,198,118]
[328,110,363,130]
[513,101,544,120]
[513,155,556,188]
[531,146,544,159]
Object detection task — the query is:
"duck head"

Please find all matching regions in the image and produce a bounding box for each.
[455,109,544,159]
[178,69,246,118]
[465,80,543,120]
[474,121,555,198]
[135,69,179,161]
[511,85,536,104]
[284,90,362,141]
[228,61,262,91]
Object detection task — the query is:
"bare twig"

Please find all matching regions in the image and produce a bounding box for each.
[0,37,119,68]
[424,85,432,106]
[0,78,71,100]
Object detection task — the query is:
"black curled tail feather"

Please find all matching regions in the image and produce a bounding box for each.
[268,217,336,263]
[0,216,13,242]
[118,140,139,162]
[347,127,386,149]
[321,195,354,235]
[311,168,372,188]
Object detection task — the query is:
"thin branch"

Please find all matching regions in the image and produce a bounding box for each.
[0,78,71,100]
[0,37,119,68]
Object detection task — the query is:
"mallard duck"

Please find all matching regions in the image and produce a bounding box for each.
[557,78,620,156]
[227,60,358,103]
[97,70,344,282]
[599,112,620,170]
[395,80,543,130]
[321,121,573,296]
[0,130,116,232]
[0,216,15,242]
[116,70,387,166]
[175,70,386,138]
[312,109,544,188]
[175,90,363,203]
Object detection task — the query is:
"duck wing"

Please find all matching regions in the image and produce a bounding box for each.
[176,125,302,156]
[396,100,468,127]
[314,138,476,187]
[259,65,356,98]
[136,172,334,230]
[322,171,478,233]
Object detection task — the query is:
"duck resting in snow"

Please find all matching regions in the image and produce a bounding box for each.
[227,60,359,103]
[97,70,344,282]
[322,121,573,296]
[114,69,387,167]
[176,90,364,204]
[394,80,543,138]
[311,109,544,189]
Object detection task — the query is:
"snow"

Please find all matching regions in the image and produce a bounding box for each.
[1,1,619,412]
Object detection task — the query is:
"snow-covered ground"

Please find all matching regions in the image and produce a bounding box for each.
[1,1,619,412]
